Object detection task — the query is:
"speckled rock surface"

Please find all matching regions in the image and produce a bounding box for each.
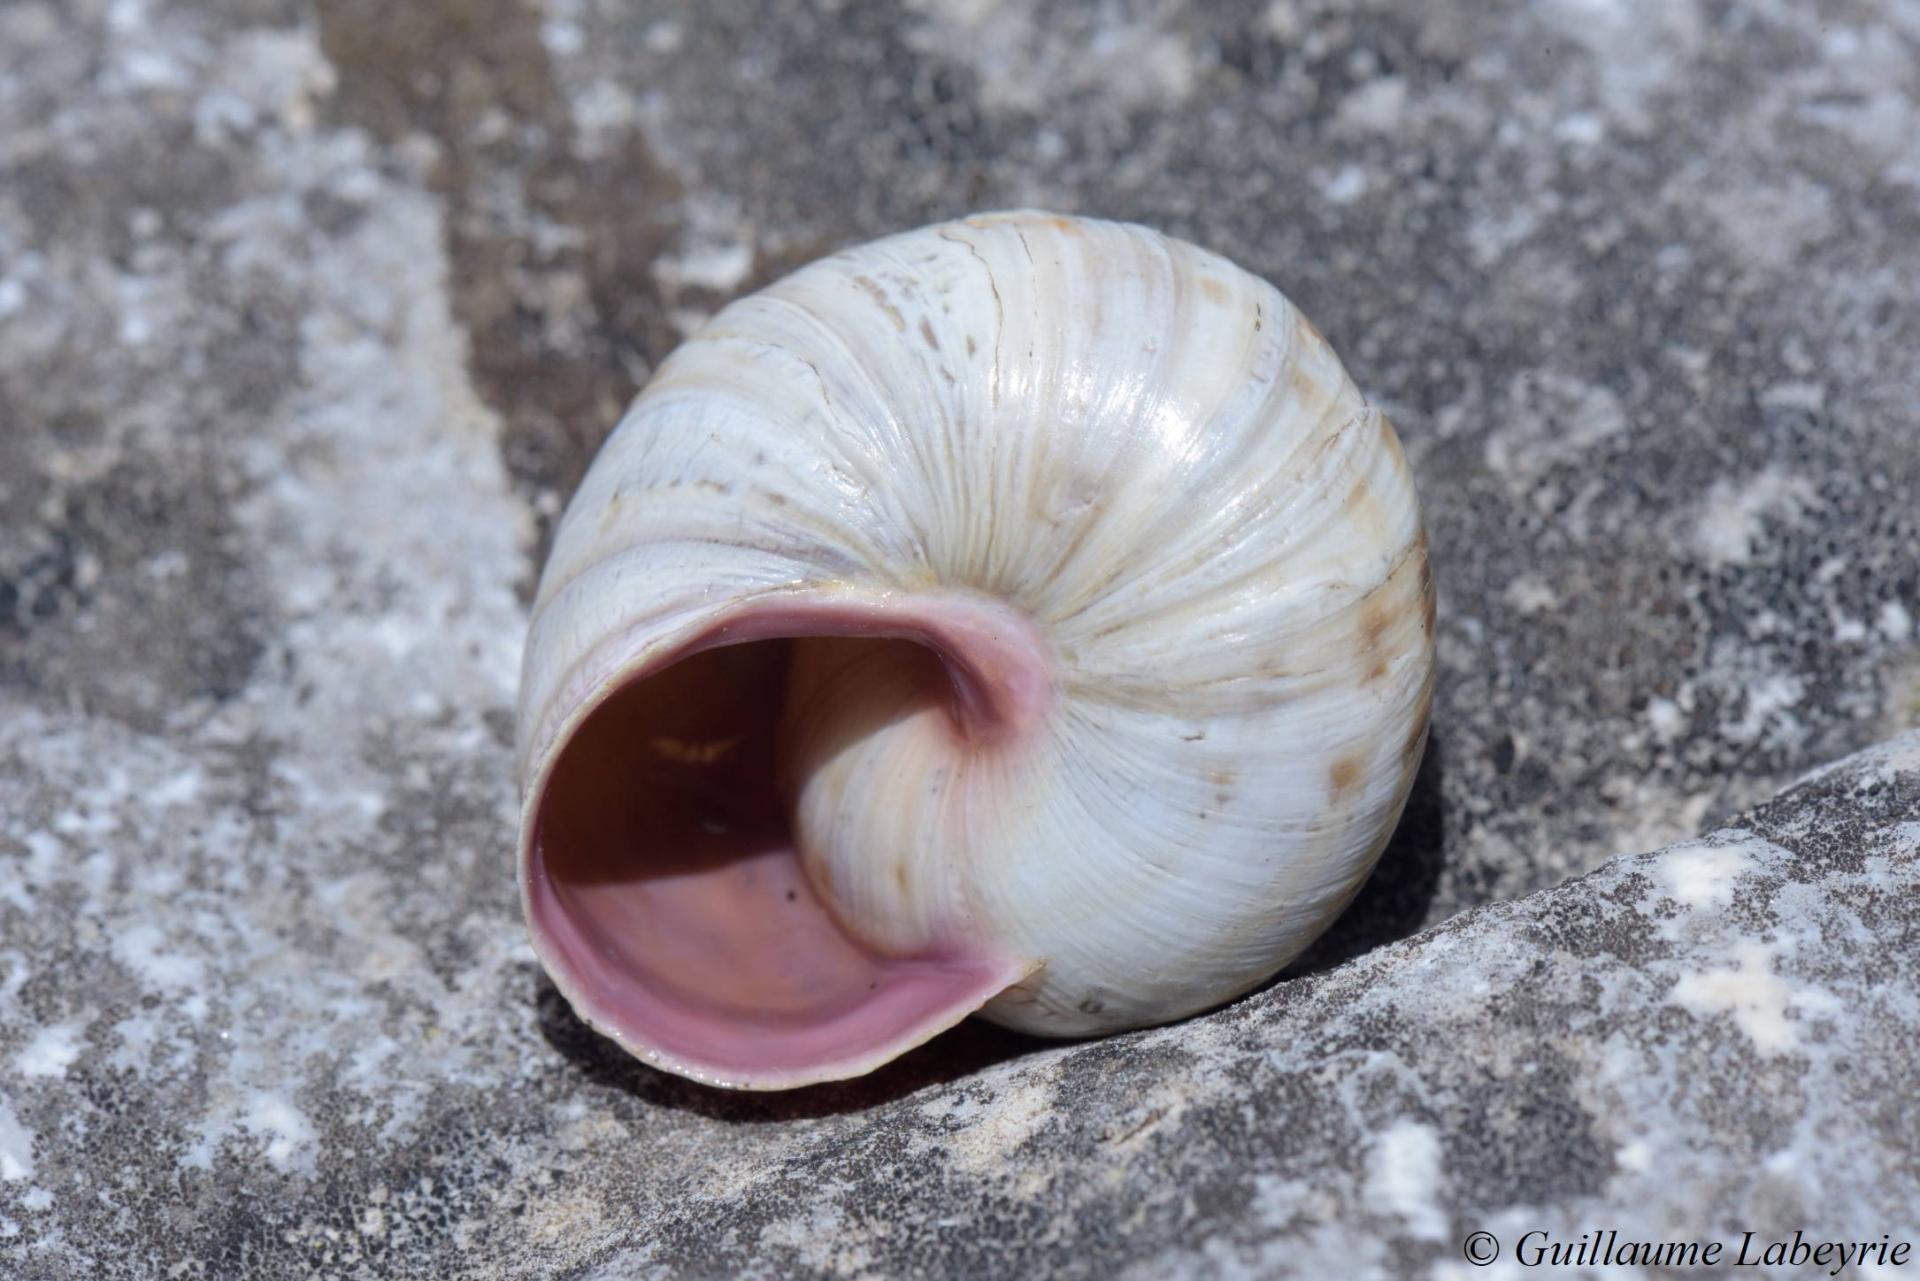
[2,0,1918,1277]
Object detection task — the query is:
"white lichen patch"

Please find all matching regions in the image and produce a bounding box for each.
[1644,696,1686,745]
[1364,1118,1449,1242]
[1692,172,1837,272]
[0,1098,34,1182]
[1484,371,1627,483]
[1537,0,1704,131]
[13,1021,86,1080]
[1317,164,1370,206]
[1721,672,1806,750]
[652,240,753,296]
[110,922,208,997]
[238,1093,319,1173]
[939,1065,1066,1179]
[755,1192,877,1276]
[1335,77,1410,135]
[1687,466,1818,566]
[1669,941,1823,1054]
[1657,836,1761,912]
[1791,23,1920,190]
[1614,1137,1653,1173]
[1502,573,1559,616]
[1879,601,1915,644]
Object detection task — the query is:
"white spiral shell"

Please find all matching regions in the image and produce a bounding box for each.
[518,210,1434,1088]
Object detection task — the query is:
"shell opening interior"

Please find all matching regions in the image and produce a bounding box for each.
[525,611,1038,1088]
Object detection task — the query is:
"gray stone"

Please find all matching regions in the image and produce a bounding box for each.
[1,0,1917,1276]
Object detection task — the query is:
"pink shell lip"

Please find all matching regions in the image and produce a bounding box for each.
[518,591,1049,1090]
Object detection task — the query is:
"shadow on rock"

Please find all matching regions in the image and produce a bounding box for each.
[533,973,1056,1122]
[1282,734,1448,980]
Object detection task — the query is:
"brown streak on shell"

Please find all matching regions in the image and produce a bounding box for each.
[1342,475,1384,544]
[1358,596,1393,683]
[1416,532,1437,638]
[852,275,907,332]
[1295,310,1329,351]
[1289,363,1328,415]
[1405,708,1431,764]
[1402,681,1435,768]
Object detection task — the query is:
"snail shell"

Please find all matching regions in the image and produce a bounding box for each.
[517,211,1434,1089]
